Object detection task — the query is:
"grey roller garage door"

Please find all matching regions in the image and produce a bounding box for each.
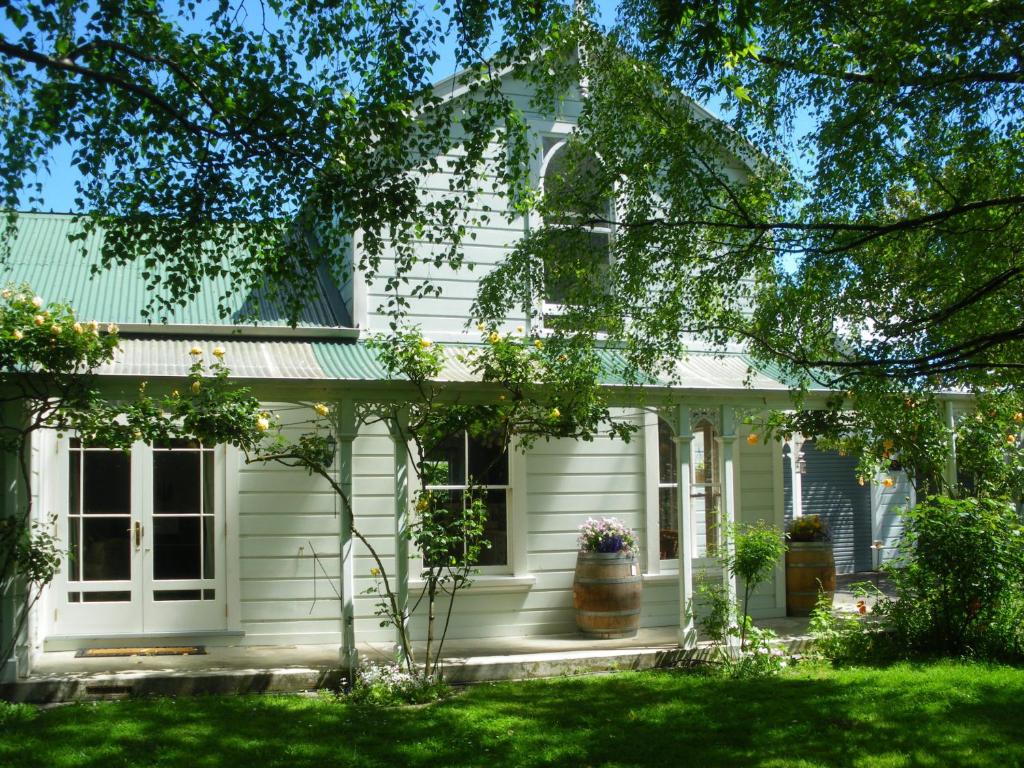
[787,442,874,574]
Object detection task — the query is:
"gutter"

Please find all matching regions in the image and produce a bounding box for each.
[114,323,362,340]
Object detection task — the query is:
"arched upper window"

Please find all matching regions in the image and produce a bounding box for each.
[539,139,614,307]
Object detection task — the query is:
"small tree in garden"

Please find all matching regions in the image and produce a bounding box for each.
[722,521,787,651]
[0,285,267,671]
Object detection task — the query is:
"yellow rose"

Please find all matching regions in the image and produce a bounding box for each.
[550,407,561,419]
[106,323,118,334]
[171,389,180,398]
[476,322,485,331]
[1007,434,1017,445]
[255,416,270,432]
[857,477,865,487]
[498,394,506,401]
[746,433,758,445]
[1015,412,1024,424]
[50,324,61,335]
[882,477,894,488]
[488,331,500,343]
[516,325,524,333]
[12,329,23,340]
[314,402,330,417]
[87,321,98,332]
[0,289,10,300]
[419,338,432,348]
[190,345,203,356]
[31,296,43,308]
[212,346,225,358]
[73,322,83,334]
[534,339,543,349]
[191,380,201,394]
[33,315,44,326]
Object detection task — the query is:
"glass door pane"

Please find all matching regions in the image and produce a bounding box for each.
[56,439,143,635]
[143,443,224,632]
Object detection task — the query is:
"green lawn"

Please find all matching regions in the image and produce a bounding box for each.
[3,662,1024,767]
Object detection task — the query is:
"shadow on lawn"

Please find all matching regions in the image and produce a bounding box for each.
[4,665,1024,768]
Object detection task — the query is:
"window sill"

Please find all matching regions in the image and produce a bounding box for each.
[641,572,680,585]
[409,574,536,594]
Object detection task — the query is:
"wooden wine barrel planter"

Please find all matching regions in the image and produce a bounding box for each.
[786,541,836,617]
[573,551,642,638]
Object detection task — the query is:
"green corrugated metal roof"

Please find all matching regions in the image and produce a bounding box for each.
[0,212,349,328]
[311,343,657,385]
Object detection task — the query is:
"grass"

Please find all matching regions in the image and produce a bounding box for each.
[3,662,1024,767]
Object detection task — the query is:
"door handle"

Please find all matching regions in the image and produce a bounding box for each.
[134,521,143,549]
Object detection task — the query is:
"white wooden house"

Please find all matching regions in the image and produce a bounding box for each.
[0,71,957,684]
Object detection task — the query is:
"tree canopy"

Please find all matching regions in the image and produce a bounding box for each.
[4,1,1023,394]
[478,0,1024,392]
[0,0,566,323]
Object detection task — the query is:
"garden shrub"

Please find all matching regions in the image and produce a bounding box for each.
[348,661,451,706]
[808,587,886,664]
[878,495,1024,660]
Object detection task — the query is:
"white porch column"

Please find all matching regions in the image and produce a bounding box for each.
[718,406,739,648]
[789,433,805,519]
[673,405,696,649]
[335,398,358,681]
[389,412,411,658]
[942,400,958,493]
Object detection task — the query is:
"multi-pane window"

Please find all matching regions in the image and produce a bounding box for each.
[540,138,614,308]
[657,419,680,560]
[693,419,721,557]
[422,432,510,567]
[657,418,721,561]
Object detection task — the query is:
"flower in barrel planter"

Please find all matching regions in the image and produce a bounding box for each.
[578,517,637,555]
[785,515,835,617]
[574,518,641,638]
[787,514,831,543]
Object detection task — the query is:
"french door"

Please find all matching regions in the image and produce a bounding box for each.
[54,438,225,636]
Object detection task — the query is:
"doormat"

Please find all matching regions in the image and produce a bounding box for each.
[76,646,207,658]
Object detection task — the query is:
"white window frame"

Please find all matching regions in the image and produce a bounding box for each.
[413,431,520,577]
[644,411,723,576]
[535,134,616,327]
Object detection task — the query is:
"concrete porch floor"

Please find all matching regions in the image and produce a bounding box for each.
[6,618,810,703]
[4,574,888,703]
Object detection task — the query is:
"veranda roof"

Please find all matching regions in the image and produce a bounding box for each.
[97,337,813,393]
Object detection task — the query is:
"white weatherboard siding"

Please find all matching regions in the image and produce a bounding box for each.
[738,429,786,619]
[351,420,401,644]
[358,75,585,338]
[238,404,343,646]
